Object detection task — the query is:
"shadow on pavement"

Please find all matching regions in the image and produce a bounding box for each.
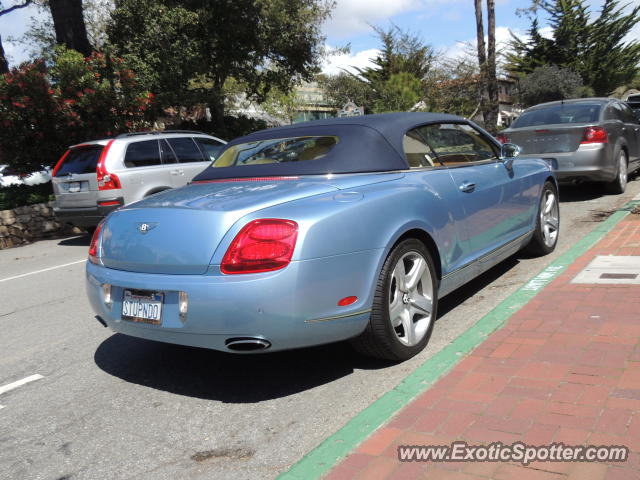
[94,333,392,403]
[58,234,91,247]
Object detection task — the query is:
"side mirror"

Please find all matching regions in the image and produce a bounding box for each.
[500,143,521,159]
[500,142,520,170]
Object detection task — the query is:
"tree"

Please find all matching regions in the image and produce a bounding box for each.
[422,56,482,118]
[262,87,305,124]
[509,0,640,96]
[0,1,34,73]
[354,25,435,98]
[374,72,422,113]
[0,47,153,172]
[108,0,333,128]
[316,72,375,112]
[474,0,499,134]
[49,0,92,55]
[318,26,434,114]
[518,65,584,106]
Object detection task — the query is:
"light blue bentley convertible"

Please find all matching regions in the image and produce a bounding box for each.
[86,113,559,361]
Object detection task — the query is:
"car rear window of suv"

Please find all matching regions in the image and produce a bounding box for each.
[55,145,103,176]
[512,104,602,128]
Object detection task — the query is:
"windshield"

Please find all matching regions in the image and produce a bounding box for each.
[512,104,602,128]
[212,136,339,168]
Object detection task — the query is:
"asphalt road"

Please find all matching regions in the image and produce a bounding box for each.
[1,178,639,480]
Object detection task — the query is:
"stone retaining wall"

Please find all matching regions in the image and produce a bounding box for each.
[0,202,84,249]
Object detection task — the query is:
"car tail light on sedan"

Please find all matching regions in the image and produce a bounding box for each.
[496,133,510,144]
[581,126,608,144]
[88,222,104,264]
[96,140,121,190]
[221,219,298,274]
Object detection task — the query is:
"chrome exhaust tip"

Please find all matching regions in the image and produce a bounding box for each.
[225,337,271,352]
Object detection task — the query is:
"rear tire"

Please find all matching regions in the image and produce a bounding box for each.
[524,181,560,257]
[605,148,628,195]
[351,239,437,361]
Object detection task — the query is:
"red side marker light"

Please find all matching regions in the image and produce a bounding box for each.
[338,296,358,307]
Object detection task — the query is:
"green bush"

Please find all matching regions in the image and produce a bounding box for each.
[0,183,54,211]
[0,47,155,173]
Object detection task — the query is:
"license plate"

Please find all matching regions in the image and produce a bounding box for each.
[67,181,81,193]
[122,290,163,324]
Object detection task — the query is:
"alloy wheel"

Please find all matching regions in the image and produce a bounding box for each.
[388,252,434,346]
[540,189,559,248]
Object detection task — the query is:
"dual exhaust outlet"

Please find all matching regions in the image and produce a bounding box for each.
[225,337,271,352]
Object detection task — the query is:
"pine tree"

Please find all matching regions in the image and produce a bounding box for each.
[509,0,640,95]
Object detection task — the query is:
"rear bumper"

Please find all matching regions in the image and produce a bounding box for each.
[521,144,614,183]
[85,249,383,353]
[54,197,124,228]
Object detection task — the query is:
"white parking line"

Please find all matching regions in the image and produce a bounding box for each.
[0,374,44,396]
[0,260,85,283]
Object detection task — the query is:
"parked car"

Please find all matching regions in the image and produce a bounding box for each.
[86,113,559,361]
[626,94,640,121]
[52,130,226,228]
[0,164,51,187]
[498,98,640,194]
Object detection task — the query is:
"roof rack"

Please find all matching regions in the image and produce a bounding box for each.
[115,130,208,138]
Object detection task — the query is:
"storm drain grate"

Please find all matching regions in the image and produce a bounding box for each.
[572,256,640,284]
[599,273,638,280]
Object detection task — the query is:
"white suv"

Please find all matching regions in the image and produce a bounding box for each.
[52,131,226,228]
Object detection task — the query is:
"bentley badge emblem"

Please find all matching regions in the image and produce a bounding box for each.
[137,222,158,234]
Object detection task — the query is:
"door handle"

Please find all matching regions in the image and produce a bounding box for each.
[459,182,476,193]
[170,169,184,175]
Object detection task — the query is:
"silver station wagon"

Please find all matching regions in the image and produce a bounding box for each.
[52,131,226,228]
[499,98,640,194]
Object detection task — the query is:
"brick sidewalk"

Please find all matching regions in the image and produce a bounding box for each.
[326,215,640,480]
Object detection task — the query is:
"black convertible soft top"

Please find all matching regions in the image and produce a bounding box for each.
[193,112,464,181]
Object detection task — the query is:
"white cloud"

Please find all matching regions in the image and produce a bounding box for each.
[443,26,522,60]
[323,0,425,38]
[322,46,380,75]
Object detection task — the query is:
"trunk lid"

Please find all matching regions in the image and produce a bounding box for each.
[100,177,341,274]
[505,125,589,155]
[52,143,105,208]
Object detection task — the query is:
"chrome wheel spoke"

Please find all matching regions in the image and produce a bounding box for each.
[410,296,432,316]
[546,217,559,230]
[401,311,415,345]
[405,257,426,291]
[389,296,405,327]
[392,262,407,293]
[544,193,555,215]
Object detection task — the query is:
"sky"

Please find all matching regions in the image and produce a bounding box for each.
[1,0,639,75]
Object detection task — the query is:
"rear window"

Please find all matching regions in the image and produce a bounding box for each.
[55,145,103,176]
[512,104,602,128]
[213,136,339,167]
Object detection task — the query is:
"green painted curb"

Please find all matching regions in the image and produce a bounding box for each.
[278,201,638,480]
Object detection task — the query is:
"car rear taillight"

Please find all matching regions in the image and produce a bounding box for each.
[221,219,298,274]
[88,222,104,264]
[581,126,608,144]
[96,140,120,190]
[496,133,510,144]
